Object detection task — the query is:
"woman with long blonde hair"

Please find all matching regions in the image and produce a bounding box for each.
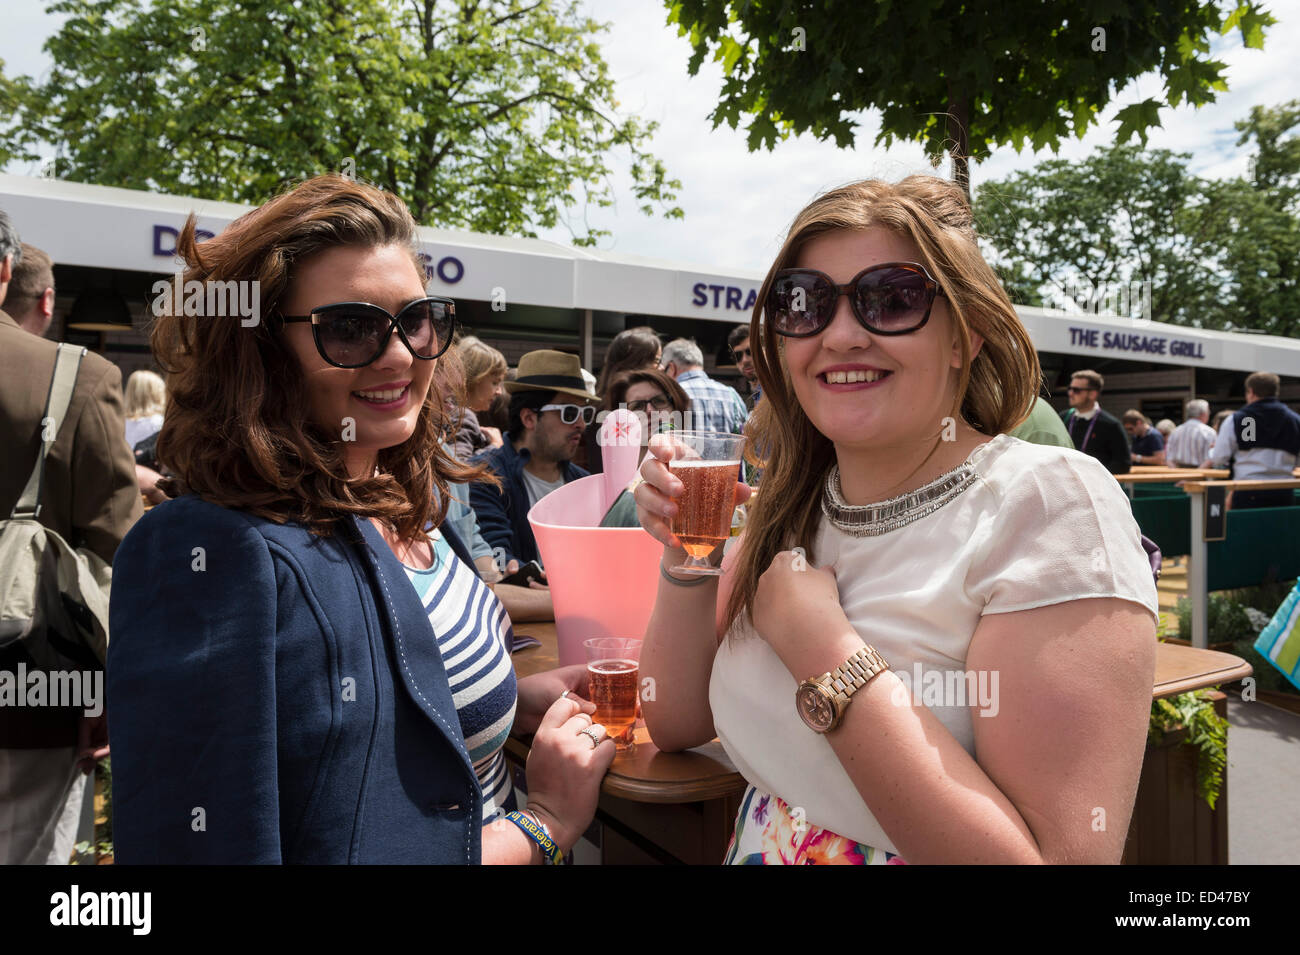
[636,176,1158,865]
[451,335,508,459]
[122,369,166,448]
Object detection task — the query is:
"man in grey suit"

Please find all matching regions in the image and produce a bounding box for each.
[0,211,141,863]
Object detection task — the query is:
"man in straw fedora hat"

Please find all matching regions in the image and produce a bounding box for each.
[469,350,600,567]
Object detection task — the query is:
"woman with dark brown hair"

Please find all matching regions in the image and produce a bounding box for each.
[594,325,663,396]
[605,368,691,435]
[587,367,693,477]
[636,176,1158,865]
[585,330,667,473]
[107,175,612,864]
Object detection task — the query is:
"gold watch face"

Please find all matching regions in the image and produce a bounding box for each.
[797,683,835,732]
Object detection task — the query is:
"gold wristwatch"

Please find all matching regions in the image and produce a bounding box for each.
[796,646,891,733]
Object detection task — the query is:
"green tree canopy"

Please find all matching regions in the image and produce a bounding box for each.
[1206,99,1300,333]
[666,0,1273,196]
[973,105,1300,339]
[1,0,682,244]
[974,145,1222,324]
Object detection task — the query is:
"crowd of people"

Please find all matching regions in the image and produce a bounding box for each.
[1,170,1297,865]
[1057,366,1300,509]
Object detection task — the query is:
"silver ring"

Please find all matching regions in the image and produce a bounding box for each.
[559,690,570,701]
[578,724,606,749]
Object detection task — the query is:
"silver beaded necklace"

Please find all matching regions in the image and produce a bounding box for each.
[821,458,980,537]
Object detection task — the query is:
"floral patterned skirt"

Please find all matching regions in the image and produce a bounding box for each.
[723,785,907,865]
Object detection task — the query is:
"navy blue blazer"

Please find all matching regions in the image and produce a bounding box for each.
[469,440,587,566]
[107,495,485,864]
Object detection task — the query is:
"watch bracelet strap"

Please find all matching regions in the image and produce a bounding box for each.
[826,646,890,702]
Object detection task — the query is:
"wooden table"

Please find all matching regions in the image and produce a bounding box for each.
[505,623,744,863]
[1116,469,1229,482]
[1128,466,1228,476]
[1114,469,1228,497]
[507,623,1250,864]
[1152,642,1251,698]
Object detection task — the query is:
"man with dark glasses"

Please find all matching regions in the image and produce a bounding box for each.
[1059,369,1130,475]
[469,350,600,567]
[728,323,760,408]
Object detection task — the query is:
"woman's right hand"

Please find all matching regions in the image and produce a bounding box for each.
[635,434,751,552]
[523,695,616,853]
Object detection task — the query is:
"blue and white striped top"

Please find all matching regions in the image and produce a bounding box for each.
[402,529,518,820]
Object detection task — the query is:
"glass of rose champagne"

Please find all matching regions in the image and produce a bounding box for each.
[583,637,642,754]
[664,431,746,576]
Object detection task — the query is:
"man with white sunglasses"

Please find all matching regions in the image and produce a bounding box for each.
[470,350,599,567]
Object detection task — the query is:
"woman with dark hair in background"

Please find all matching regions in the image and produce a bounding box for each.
[591,367,693,485]
[605,367,691,436]
[585,326,663,473]
[108,175,613,864]
[594,326,662,395]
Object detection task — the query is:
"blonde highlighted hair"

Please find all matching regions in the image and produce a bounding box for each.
[124,369,166,420]
[456,335,507,392]
[725,175,1042,631]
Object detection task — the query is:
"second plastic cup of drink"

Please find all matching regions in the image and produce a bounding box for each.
[584,637,642,754]
[665,430,746,576]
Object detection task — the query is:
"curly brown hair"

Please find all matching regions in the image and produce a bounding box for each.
[153,174,492,541]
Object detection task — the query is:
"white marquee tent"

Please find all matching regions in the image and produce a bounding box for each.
[3,173,1298,378]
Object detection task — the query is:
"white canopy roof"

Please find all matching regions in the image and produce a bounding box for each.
[3,173,1297,376]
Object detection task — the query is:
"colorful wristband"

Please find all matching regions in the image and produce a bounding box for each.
[505,810,564,865]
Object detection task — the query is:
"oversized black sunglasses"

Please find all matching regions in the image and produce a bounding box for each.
[767,262,944,337]
[279,296,455,368]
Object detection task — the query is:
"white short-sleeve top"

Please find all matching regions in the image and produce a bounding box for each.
[709,433,1159,854]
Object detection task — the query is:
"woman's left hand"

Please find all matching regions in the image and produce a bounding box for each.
[751,551,852,659]
[482,425,504,448]
[514,665,594,736]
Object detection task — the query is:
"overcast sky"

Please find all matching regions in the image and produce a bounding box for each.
[3,0,1297,274]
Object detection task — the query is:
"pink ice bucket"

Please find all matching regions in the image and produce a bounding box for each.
[528,473,662,666]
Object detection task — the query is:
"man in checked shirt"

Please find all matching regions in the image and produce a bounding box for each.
[660,337,749,436]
